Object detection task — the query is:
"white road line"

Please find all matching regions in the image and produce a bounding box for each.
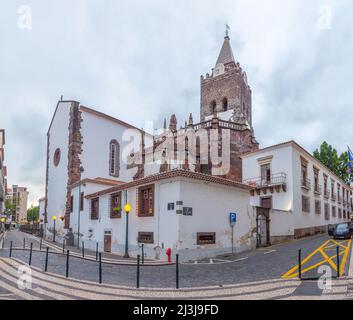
[233,257,248,262]
[264,250,276,255]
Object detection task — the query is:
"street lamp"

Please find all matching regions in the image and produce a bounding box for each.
[52,215,57,242]
[123,203,131,258]
[77,166,84,249]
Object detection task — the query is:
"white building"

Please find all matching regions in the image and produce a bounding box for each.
[0,129,6,214]
[242,140,351,246]
[71,170,254,261]
[45,100,150,236]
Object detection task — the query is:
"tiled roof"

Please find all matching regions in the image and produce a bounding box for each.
[70,177,125,189]
[216,36,235,66]
[86,169,249,199]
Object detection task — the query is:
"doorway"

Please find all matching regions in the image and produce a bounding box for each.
[104,233,112,253]
[256,197,271,247]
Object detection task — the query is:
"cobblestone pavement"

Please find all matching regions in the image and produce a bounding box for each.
[0,230,352,299]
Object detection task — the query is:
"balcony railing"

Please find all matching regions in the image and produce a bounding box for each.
[243,172,287,189]
[301,177,311,190]
[331,193,337,201]
[338,196,342,204]
[314,184,322,195]
[324,190,330,199]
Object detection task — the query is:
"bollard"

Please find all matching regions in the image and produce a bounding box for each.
[137,255,140,288]
[176,253,179,289]
[82,241,85,258]
[141,244,144,265]
[62,240,65,254]
[96,242,98,261]
[336,246,340,278]
[298,249,302,279]
[44,247,49,272]
[23,237,26,249]
[99,253,102,284]
[66,250,70,278]
[40,238,42,251]
[9,241,13,258]
[29,243,33,266]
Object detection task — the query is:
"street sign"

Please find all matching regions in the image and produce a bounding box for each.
[229,212,237,226]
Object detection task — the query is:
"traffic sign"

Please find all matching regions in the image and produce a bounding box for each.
[229,212,237,226]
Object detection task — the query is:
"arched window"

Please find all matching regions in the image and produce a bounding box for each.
[210,100,217,114]
[109,140,120,177]
[222,98,228,111]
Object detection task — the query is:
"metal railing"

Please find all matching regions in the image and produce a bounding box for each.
[324,190,330,199]
[243,172,287,188]
[331,193,337,201]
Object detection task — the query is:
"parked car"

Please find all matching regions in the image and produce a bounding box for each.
[333,223,352,240]
[328,224,335,236]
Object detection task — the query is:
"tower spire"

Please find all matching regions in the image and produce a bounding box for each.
[216,26,235,66]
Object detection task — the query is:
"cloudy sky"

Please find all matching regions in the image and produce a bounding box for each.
[1,0,353,207]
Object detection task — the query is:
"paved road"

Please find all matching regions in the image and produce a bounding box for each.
[1,230,352,299]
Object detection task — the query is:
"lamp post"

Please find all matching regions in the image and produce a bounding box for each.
[52,215,57,242]
[77,166,84,249]
[123,203,131,258]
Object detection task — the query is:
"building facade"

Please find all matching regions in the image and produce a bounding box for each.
[7,185,29,223]
[0,129,6,214]
[242,141,351,246]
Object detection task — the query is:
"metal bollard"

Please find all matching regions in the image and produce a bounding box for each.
[336,246,340,278]
[82,241,85,258]
[298,249,302,279]
[96,242,98,261]
[66,250,70,278]
[62,240,65,254]
[141,244,144,265]
[29,243,33,266]
[9,241,13,258]
[44,247,49,272]
[40,238,42,251]
[99,252,102,284]
[137,255,140,288]
[176,253,179,289]
[23,237,26,249]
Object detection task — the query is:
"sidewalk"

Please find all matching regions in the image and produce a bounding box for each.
[15,231,173,266]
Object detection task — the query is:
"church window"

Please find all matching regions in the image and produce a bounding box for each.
[53,148,61,167]
[138,185,154,217]
[210,100,216,114]
[222,98,228,111]
[109,140,120,177]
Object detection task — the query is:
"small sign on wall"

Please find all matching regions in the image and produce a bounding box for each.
[167,203,175,210]
[183,207,193,216]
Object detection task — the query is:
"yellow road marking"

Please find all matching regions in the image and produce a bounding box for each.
[282,238,352,279]
[319,248,337,271]
[284,251,344,279]
[339,239,351,276]
[281,239,330,278]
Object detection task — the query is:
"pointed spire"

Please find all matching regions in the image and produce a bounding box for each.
[216,34,235,66]
[188,113,193,126]
[169,114,177,132]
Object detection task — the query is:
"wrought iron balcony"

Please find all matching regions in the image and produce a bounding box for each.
[244,172,287,195]
[324,190,330,199]
[301,177,311,191]
[331,193,337,201]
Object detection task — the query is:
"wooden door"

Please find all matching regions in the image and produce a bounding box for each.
[104,235,111,253]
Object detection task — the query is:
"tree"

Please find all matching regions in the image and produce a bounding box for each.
[5,199,15,216]
[313,141,353,184]
[27,205,39,223]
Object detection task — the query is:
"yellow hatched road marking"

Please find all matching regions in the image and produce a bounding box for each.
[282,238,351,279]
[339,239,351,276]
[284,251,344,279]
[281,239,330,278]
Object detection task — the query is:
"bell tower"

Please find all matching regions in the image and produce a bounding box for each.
[200,33,252,128]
